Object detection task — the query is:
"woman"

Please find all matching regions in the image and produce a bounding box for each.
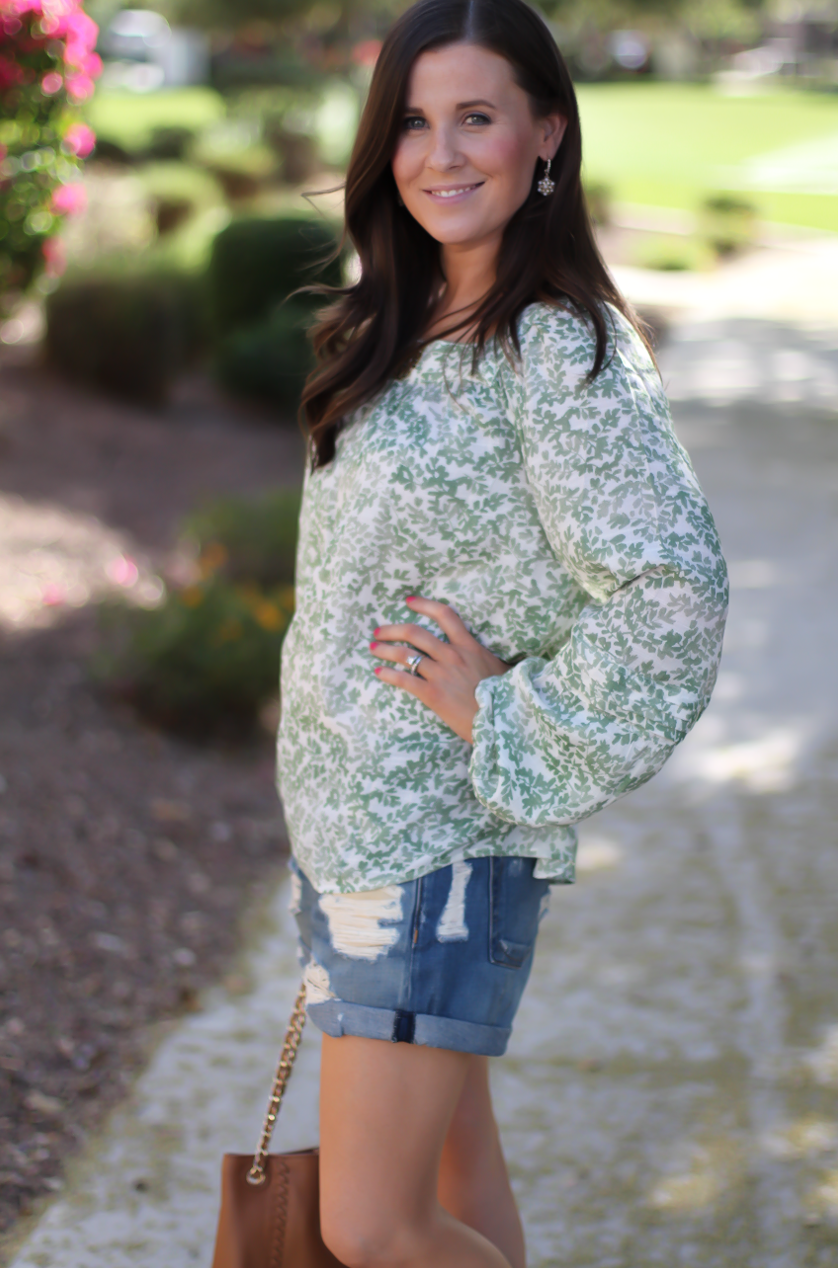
[277,1,728,1264]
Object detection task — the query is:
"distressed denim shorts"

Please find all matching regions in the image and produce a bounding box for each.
[289,855,550,1057]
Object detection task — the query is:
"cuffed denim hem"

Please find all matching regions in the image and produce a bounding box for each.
[307,999,512,1057]
[291,854,548,1057]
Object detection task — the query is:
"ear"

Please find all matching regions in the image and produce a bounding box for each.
[539,113,567,161]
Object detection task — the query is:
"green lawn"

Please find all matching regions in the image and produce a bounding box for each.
[85,87,226,153]
[577,83,838,233]
[85,82,837,233]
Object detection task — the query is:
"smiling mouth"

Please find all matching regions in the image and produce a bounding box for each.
[425,183,484,200]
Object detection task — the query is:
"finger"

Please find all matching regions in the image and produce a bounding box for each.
[370,642,439,677]
[373,664,435,702]
[404,596,471,644]
[371,624,449,659]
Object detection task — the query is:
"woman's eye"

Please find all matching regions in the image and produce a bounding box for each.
[464,113,491,126]
[402,116,426,131]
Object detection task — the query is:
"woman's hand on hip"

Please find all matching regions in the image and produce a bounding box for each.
[369,596,511,744]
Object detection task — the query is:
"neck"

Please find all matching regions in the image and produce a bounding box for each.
[431,232,501,336]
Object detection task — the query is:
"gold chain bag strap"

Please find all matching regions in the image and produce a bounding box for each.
[209,983,342,1268]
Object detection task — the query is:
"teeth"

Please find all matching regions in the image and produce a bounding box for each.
[434,186,475,197]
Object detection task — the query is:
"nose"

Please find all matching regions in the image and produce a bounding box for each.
[425,124,463,172]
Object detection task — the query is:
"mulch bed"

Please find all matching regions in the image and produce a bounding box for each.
[0,347,304,1249]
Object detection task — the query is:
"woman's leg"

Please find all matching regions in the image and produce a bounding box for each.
[438,1056,526,1268]
[319,1033,515,1268]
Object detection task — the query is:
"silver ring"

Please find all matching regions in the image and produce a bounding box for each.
[405,652,424,676]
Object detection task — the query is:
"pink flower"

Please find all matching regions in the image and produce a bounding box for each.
[62,120,94,156]
[41,69,62,94]
[107,555,139,587]
[80,49,101,76]
[63,10,97,52]
[51,181,86,214]
[64,69,94,98]
[0,54,24,90]
[42,236,66,276]
[41,584,65,607]
[352,39,382,67]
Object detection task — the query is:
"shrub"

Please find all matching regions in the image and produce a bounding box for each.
[208,215,340,336]
[184,486,302,589]
[583,179,612,228]
[101,576,294,739]
[99,486,302,738]
[215,300,314,410]
[229,86,320,184]
[45,270,209,404]
[85,87,226,161]
[0,0,102,298]
[188,122,278,201]
[634,235,710,273]
[145,124,197,162]
[138,161,225,236]
[700,194,757,257]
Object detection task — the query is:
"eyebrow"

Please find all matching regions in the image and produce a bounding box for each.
[403,98,497,113]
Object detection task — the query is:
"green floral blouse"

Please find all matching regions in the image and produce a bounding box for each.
[276,303,728,894]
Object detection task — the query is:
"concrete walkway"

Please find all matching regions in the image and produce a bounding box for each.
[7,309,838,1266]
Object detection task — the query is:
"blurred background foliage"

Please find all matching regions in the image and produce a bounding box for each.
[21,0,836,399]
[2,0,835,736]
[98,488,301,738]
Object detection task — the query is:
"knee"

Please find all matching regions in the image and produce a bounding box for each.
[320,1209,415,1268]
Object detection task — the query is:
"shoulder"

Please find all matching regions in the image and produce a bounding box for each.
[515,301,655,386]
[505,301,670,438]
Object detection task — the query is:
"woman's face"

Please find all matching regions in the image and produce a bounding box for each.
[391,42,565,252]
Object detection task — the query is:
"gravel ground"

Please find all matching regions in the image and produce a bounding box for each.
[0,348,305,1244]
[8,312,834,1268]
[2,256,837,1265]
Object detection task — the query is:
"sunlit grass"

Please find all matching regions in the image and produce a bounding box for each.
[85,87,226,152]
[578,82,838,232]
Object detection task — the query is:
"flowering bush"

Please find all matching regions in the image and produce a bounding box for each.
[0,0,101,296]
[98,489,302,739]
[101,576,295,740]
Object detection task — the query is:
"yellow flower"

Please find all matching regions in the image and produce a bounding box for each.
[180,585,204,608]
[213,617,243,646]
[253,600,284,632]
[198,541,229,578]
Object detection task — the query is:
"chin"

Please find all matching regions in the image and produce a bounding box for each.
[415,215,494,247]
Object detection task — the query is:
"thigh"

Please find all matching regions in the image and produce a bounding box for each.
[319,1033,471,1232]
[442,1055,496,1162]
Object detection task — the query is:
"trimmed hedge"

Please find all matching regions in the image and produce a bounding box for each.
[208,215,340,336]
[184,487,302,589]
[98,487,302,739]
[101,576,294,740]
[215,300,314,410]
[46,272,208,405]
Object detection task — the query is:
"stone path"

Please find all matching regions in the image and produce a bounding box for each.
[6,305,838,1265]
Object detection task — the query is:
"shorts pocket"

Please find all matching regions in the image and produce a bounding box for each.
[489,856,548,969]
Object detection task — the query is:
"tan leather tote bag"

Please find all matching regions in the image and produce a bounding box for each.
[210,983,342,1268]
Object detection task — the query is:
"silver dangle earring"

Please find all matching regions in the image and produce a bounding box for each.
[537,157,555,197]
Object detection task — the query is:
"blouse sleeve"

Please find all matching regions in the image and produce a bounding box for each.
[468,306,729,827]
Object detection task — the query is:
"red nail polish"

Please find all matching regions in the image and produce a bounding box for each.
[373,627,381,636]
[405,596,415,603]
[369,641,377,650]
[373,666,381,674]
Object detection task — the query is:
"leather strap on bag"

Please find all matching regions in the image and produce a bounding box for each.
[246,982,307,1186]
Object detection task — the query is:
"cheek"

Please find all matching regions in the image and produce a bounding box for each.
[480,131,535,190]
[391,138,421,188]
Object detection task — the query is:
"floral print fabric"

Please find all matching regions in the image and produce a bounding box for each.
[276,304,728,894]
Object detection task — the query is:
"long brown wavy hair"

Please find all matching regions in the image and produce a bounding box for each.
[301,0,650,468]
